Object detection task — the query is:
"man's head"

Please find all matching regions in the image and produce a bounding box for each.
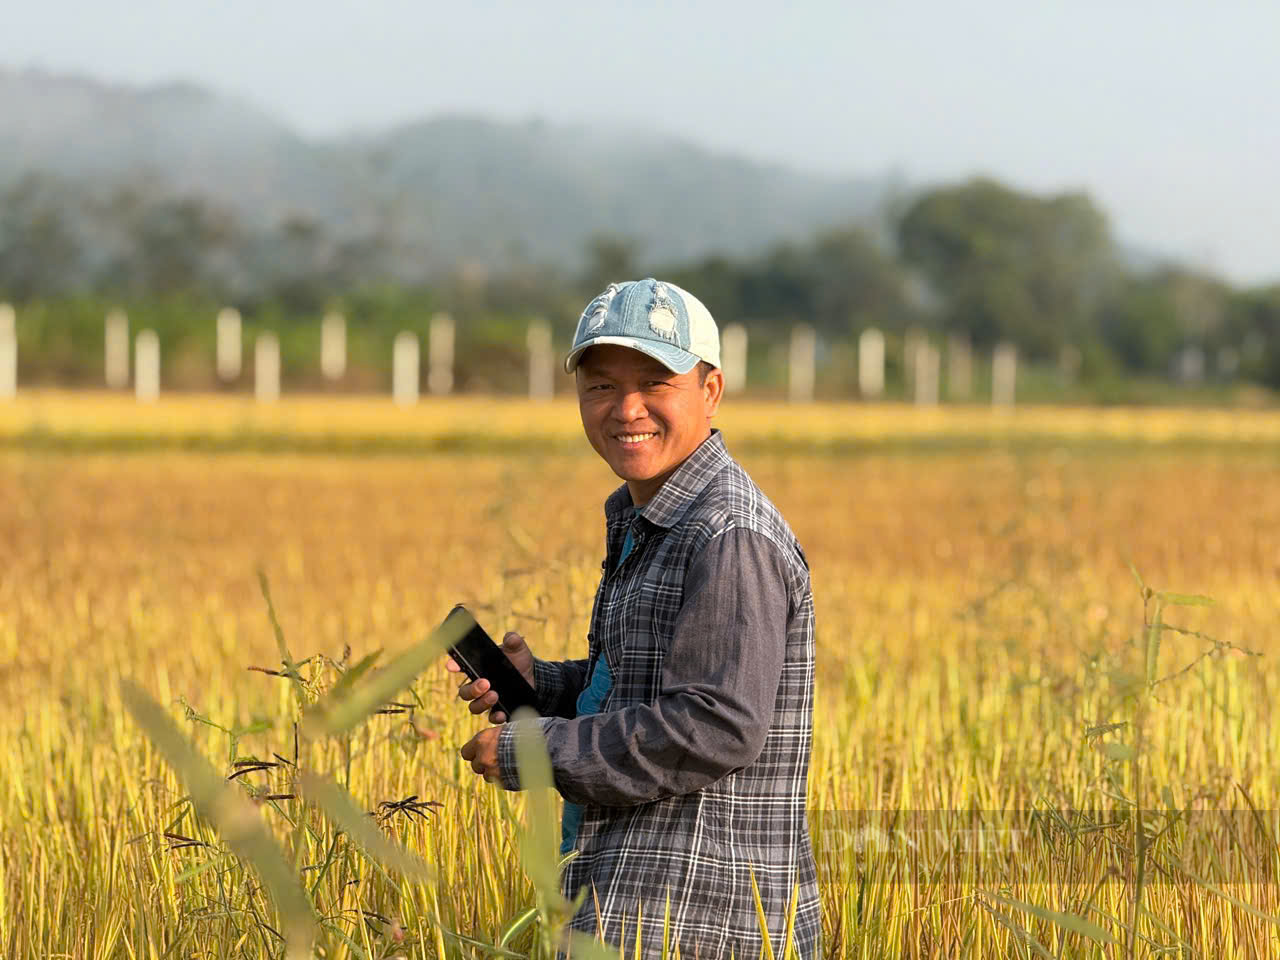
[566,279,725,506]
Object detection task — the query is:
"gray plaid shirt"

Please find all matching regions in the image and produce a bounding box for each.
[498,430,821,959]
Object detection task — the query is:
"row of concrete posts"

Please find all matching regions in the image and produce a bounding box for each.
[0,304,1018,406]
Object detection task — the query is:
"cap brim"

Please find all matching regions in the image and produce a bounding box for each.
[564,336,700,375]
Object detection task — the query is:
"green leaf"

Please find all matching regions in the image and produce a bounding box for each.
[121,681,314,959]
[173,855,227,885]
[987,891,1120,945]
[302,614,467,738]
[297,773,435,881]
[497,906,539,947]
[325,650,382,704]
[566,931,622,960]
[1084,721,1127,738]
[1145,597,1165,687]
[1157,592,1214,607]
[1101,742,1136,763]
[441,928,529,958]
[510,706,567,912]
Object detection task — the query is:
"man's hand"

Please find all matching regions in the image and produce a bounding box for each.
[460,726,503,783]
[445,631,535,724]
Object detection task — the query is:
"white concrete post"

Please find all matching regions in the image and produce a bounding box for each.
[321,311,346,382]
[903,328,925,395]
[947,333,972,401]
[1174,345,1205,383]
[0,303,15,400]
[105,309,130,388]
[527,319,554,401]
[215,308,242,382]
[858,327,885,399]
[788,324,816,404]
[992,342,1017,407]
[255,333,280,403]
[428,313,455,395]
[135,330,160,403]
[914,342,940,406]
[393,331,420,406]
[721,322,748,393]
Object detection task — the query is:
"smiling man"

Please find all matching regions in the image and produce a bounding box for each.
[455,278,821,959]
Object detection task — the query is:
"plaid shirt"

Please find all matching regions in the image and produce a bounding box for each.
[498,430,820,959]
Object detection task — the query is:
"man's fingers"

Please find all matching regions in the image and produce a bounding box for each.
[456,677,489,702]
[468,691,498,715]
[445,657,460,673]
[503,632,525,651]
[489,710,507,725]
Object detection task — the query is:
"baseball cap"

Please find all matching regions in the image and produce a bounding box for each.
[564,278,721,375]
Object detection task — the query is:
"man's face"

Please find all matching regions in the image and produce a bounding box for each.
[575,345,724,506]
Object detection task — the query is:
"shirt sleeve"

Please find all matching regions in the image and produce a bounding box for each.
[497,527,790,804]
[529,656,591,719]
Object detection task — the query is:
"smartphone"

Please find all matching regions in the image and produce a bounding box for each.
[444,604,540,718]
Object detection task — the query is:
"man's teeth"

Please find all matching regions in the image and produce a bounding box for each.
[619,433,655,444]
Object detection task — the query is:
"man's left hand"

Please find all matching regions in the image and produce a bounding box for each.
[460,726,503,783]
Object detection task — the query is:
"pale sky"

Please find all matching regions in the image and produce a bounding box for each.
[4,0,1278,284]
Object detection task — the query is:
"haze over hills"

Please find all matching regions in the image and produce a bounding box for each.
[0,67,894,276]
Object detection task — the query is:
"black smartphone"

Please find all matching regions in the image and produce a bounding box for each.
[443,604,540,718]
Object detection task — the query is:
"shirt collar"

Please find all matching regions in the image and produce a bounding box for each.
[602,429,732,528]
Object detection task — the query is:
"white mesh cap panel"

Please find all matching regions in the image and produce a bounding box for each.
[669,281,721,368]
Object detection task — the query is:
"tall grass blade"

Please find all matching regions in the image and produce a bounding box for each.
[510,706,567,913]
[1157,592,1214,607]
[749,867,776,960]
[303,615,467,738]
[1145,596,1165,688]
[497,906,539,947]
[120,680,314,959]
[986,891,1119,945]
[1178,867,1280,927]
[977,897,1054,960]
[297,772,435,881]
[257,570,307,709]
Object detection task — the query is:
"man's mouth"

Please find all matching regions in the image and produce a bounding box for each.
[616,432,656,446]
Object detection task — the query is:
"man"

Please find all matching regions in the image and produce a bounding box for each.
[454,278,820,959]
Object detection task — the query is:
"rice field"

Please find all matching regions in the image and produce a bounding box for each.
[2,393,1278,958]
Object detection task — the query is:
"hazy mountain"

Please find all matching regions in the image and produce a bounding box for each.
[0,67,892,275]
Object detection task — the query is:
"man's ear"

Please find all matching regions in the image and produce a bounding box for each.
[702,366,725,417]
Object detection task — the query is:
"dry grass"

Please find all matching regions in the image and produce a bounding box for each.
[1,396,1278,958]
[3,389,1280,449]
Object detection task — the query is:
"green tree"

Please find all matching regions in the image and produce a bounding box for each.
[897,178,1118,359]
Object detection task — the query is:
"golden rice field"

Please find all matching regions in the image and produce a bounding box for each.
[2,393,1279,959]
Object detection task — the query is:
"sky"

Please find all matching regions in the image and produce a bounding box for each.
[3,0,1278,284]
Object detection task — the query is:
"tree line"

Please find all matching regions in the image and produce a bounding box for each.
[2,172,1277,393]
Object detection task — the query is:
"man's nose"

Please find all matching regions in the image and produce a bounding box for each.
[614,389,648,423]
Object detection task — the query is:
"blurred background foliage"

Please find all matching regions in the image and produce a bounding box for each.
[2,171,1277,400]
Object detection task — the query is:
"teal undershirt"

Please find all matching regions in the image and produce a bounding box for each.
[559,522,634,855]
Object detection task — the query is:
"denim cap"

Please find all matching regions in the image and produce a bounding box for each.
[564,278,721,375]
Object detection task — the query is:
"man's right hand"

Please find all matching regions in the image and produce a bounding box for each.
[445,631,535,724]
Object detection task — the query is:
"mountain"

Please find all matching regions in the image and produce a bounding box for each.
[0,67,892,276]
